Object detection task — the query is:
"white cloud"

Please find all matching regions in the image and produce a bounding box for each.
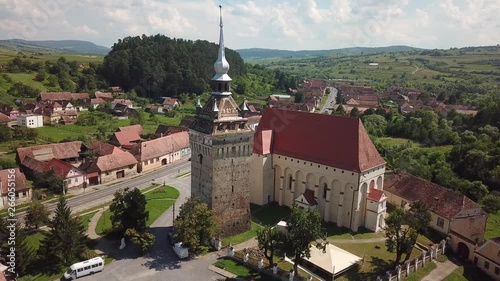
[0,0,498,50]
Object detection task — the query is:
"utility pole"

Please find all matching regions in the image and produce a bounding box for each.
[172,202,175,222]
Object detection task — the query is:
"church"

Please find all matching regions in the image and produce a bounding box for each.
[190,7,387,237]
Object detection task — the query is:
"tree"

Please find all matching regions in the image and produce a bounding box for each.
[408,201,431,234]
[256,225,283,266]
[33,169,64,195]
[362,114,388,137]
[384,207,418,265]
[130,109,146,126]
[481,194,500,214]
[173,197,218,252]
[34,70,47,81]
[0,124,12,141]
[25,201,50,229]
[334,105,346,116]
[110,188,149,234]
[125,228,156,254]
[38,197,88,267]
[350,107,360,118]
[12,222,36,276]
[284,204,327,274]
[335,92,344,104]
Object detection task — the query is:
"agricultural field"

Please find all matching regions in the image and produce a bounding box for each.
[0,47,104,64]
[253,47,500,88]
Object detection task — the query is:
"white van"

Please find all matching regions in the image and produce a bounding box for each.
[63,257,105,280]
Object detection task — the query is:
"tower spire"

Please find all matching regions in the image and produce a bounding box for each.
[213,5,230,77]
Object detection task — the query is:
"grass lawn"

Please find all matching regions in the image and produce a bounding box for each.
[485,212,500,240]
[222,222,263,247]
[214,258,274,281]
[333,242,422,281]
[77,211,98,230]
[96,185,179,236]
[325,223,384,240]
[405,262,438,281]
[251,203,291,226]
[442,264,495,281]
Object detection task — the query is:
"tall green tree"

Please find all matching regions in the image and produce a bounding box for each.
[33,169,64,195]
[0,124,12,141]
[384,207,418,265]
[110,188,149,233]
[256,225,283,266]
[13,222,36,276]
[173,197,218,252]
[25,201,50,229]
[350,107,360,118]
[284,204,327,274]
[38,197,88,267]
[125,228,156,254]
[408,200,432,235]
[481,194,500,214]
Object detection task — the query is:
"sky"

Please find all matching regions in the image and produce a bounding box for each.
[0,0,499,51]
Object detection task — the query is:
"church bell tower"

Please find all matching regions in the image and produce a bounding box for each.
[189,6,253,237]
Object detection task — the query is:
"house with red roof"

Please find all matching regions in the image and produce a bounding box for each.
[130,131,189,173]
[0,168,31,209]
[79,150,137,185]
[162,97,179,111]
[384,172,488,262]
[16,141,83,178]
[43,158,86,189]
[473,238,500,280]
[109,130,141,149]
[118,124,144,136]
[94,91,113,101]
[251,108,387,232]
[84,141,123,157]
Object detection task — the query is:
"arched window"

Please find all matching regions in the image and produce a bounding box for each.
[323,183,328,199]
[288,175,293,190]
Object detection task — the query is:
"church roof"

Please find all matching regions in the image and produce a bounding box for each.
[253,108,385,172]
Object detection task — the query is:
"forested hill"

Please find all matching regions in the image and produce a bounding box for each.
[102,35,245,99]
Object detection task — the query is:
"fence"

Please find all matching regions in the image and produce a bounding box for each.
[375,240,448,281]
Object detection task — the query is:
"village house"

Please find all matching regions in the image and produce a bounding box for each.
[43,158,86,189]
[130,131,190,173]
[146,104,164,114]
[154,125,188,138]
[109,86,124,95]
[162,97,179,111]
[91,98,106,109]
[109,130,141,149]
[39,92,90,106]
[111,99,133,109]
[16,114,43,128]
[83,141,123,157]
[16,141,83,179]
[119,124,144,136]
[251,108,387,232]
[79,150,137,185]
[0,168,31,209]
[0,113,11,127]
[384,172,488,261]
[94,91,114,101]
[473,238,500,280]
[0,104,19,120]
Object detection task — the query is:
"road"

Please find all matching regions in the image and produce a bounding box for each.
[76,169,223,281]
[16,159,192,221]
[319,86,338,114]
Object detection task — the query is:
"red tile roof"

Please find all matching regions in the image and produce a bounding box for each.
[384,172,485,220]
[91,98,106,105]
[0,113,10,123]
[95,92,113,99]
[94,151,137,172]
[131,132,189,162]
[163,98,178,105]
[0,168,28,194]
[119,124,144,136]
[253,108,385,172]
[111,131,141,146]
[43,158,76,177]
[40,92,89,101]
[17,142,82,165]
[154,125,188,137]
[87,141,122,156]
[367,187,384,202]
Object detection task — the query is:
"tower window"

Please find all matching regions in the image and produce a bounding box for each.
[288,175,293,190]
[198,154,203,164]
[323,183,328,199]
[232,185,234,192]
[218,83,222,92]
[225,83,229,92]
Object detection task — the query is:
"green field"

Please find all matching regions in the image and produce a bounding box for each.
[0,48,104,64]
[215,258,274,281]
[485,212,500,240]
[222,222,263,247]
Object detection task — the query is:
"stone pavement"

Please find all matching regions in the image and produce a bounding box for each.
[422,259,461,281]
[328,237,386,244]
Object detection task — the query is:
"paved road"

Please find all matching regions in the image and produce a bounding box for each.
[16,159,191,221]
[76,173,223,281]
[319,86,338,114]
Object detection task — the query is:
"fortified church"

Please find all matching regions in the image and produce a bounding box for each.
[190,7,387,237]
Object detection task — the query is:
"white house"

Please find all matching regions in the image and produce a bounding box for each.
[251,108,387,232]
[17,114,43,128]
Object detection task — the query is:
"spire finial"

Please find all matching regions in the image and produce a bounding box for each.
[219,5,223,28]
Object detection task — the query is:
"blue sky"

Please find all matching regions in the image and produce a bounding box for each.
[0,0,499,50]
